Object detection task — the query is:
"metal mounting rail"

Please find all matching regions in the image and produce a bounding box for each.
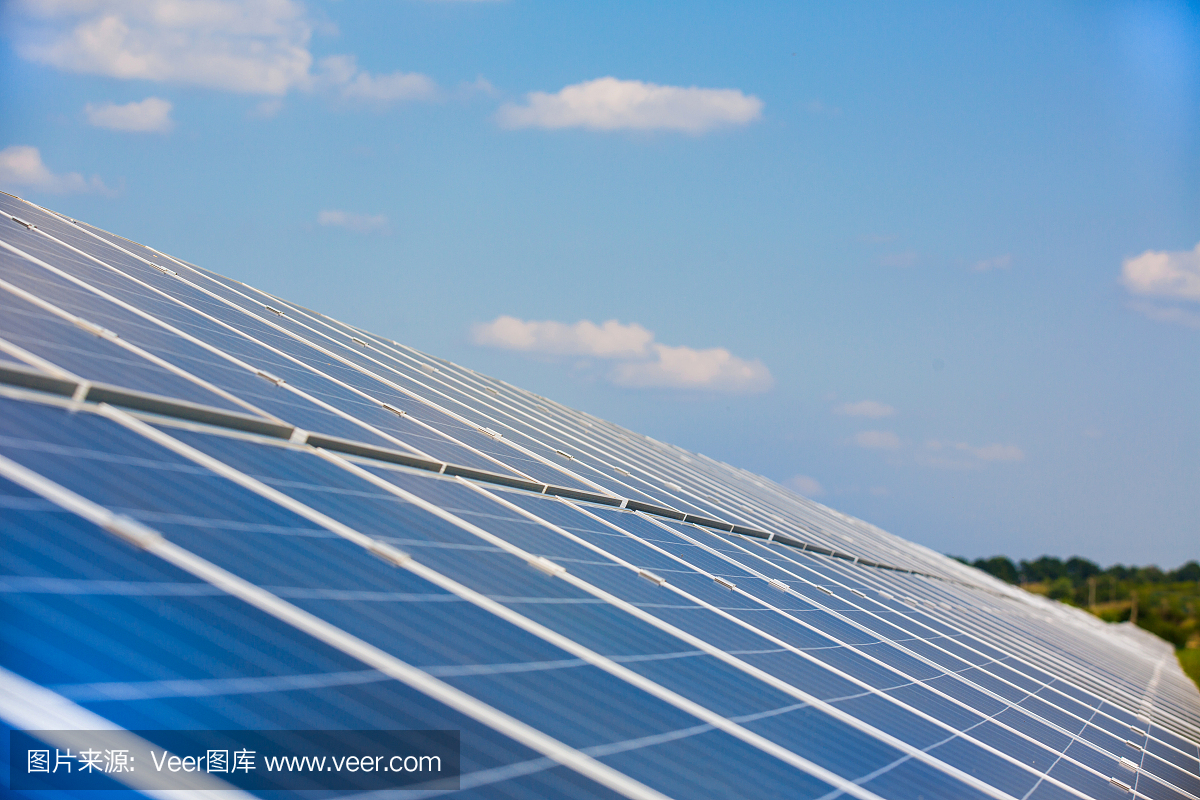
[0,362,962,586]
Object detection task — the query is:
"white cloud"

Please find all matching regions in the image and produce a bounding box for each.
[787,475,824,497]
[13,0,315,95]
[316,55,437,103]
[1128,301,1200,329]
[804,99,841,117]
[317,209,388,234]
[971,443,1025,462]
[85,96,173,132]
[497,77,763,133]
[251,98,284,118]
[972,254,1011,272]
[471,317,653,359]
[612,343,773,393]
[879,251,918,268]
[924,440,1024,463]
[11,1,438,104]
[1122,243,1200,301]
[0,145,110,194]
[471,315,772,393]
[853,430,901,449]
[835,400,895,418]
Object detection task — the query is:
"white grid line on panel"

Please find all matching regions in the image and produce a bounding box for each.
[6,223,532,476]
[249,310,711,513]
[0,665,252,798]
[451,480,1041,800]
[34,224,560,481]
[728,527,1163,733]
[785,538,1200,759]
[0,268,274,420]
[646,519,1200,799]
[0,447,675,800]
[94,402,898,800]
[539,498,1119,800]
[104,240,602,495]
[725,533,1200,796]
[0,235,463,467]
[0,334,79,379]
[741,540,1200,793]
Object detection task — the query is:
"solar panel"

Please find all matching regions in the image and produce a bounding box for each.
[2,193,1198,800]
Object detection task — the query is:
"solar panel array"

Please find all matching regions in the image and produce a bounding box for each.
[1,191,1198,800]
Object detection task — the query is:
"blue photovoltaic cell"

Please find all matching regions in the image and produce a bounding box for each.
[0,268,251,413]
[2,200,1198,800]
[0,478,633,800]
[0,398,843,800]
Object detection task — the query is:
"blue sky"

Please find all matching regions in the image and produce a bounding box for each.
[1,0,1197,567]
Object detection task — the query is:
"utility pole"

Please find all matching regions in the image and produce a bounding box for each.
[1130,591,1138,625]
[1088,576,1096,610]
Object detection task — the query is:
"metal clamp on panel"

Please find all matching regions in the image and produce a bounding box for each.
[9,215,35,229]
[850,589,867,599]
[767,578,790,592]
[380,403,406,417]
[102,514,162,550]
[815,584,834,595]
[613,466,631,477]
[1123,739,1142,751]
[878,590,894,600]
[554,449,574,460]
[480,426,502,439]
[1109,777,1131,793]
[152,263,179,276]
[1118,757,1138,772]
[73,317,118,339]
[350,336,368,347]
[1129,726,1146,737]
[713,576,736,591]
[366,541,412,568]
[484,387,500,396]
[264,306,285,316]
[419,364,438,375]
[529,556,565,577]
[255,369,285,386]
[637,569,666,587]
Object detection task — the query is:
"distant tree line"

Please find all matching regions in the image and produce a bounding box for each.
[951,555,1200,654]
[963,555,1200,588]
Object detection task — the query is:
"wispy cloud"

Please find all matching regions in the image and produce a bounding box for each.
[918,440,1025,469]
[853,430,901,450]
[317,209,388,234]
[1128,301,1200,329]
[611,344,773,392]
[786,475,824,497]
[471,316,772,393]
[835,400,895,418]
[472,317,653,358]
[1121,243,1200,328]
[972,254,1011,272]
[0,145,111,194]
[804,99,841,117]
[1123,243,1200,301]
[10,1,439,106]
[316,56,437,104]
[12,0,314,95]
[85,97,173,132]
[497,77,763,133]
[879,251,918,268]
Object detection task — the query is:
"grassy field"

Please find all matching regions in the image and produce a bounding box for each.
[957,556,1200,692]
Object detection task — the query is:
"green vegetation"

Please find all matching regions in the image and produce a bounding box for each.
[952,555,1200,691]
